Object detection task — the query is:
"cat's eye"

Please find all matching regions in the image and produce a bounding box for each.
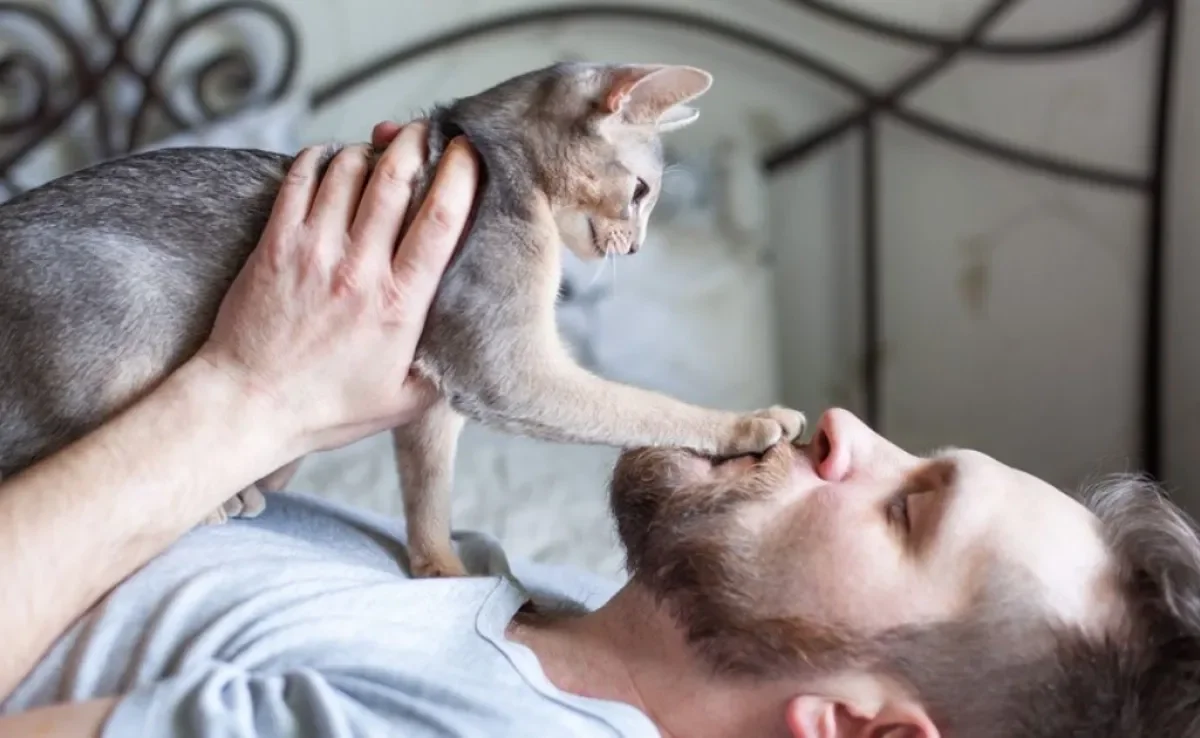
[632,178,650,205]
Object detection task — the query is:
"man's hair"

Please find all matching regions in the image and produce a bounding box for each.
[866,474,1200,737]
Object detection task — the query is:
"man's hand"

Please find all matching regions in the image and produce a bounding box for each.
[195,122,480,457]
[0,120,479,707]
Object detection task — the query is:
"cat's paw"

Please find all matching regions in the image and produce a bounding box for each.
[200,487,268,526]
[409,549,470,579]
[762,406,806,441]
[718,406,806,455]
[236,485,268,519]
[222,492,246,518]
[201,506,229,526]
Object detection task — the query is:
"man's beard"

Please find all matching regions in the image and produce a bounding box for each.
[608,446,859,679]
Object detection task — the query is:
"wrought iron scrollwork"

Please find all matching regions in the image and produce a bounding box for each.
[0,0,298,192]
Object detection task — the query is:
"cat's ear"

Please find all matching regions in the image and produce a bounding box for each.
[657,104,700,132]
[602,65,713,130]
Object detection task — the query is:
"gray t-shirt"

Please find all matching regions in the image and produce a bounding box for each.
[2,492,659,737]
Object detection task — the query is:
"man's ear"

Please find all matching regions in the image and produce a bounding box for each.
[785,695,939,738]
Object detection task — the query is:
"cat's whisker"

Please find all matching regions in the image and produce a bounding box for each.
[584,250,608,290]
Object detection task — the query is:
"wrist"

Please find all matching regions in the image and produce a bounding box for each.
[175,354,306,462]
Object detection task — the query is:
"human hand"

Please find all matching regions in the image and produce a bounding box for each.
[193,121,480,456]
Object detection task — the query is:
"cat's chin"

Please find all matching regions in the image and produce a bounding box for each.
[561,240,609,262]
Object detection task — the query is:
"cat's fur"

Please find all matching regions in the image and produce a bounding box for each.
[0,62,804,577]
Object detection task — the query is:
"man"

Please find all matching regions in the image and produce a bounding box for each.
[0,121,1197,738]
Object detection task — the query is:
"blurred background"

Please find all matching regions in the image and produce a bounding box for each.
[2,0,1197,578]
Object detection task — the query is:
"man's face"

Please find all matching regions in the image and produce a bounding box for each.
[609,408,1117,667]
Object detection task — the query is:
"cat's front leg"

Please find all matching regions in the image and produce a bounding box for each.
[392,397,468,579]
[459,353,804,457]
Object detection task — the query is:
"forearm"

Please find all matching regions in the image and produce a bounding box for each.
[0,698,114,738]
[0,359,295,699]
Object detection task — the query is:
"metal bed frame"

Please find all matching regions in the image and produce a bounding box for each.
[0,0,1180,478]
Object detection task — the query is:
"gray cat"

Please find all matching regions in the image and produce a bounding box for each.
[0,62,804,577]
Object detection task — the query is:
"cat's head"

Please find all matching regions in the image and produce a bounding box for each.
[507,63,713,261]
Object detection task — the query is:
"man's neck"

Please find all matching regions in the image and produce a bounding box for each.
[506,585,790,738]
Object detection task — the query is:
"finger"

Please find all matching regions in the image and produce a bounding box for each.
[391,136,480,311]
[350,122,428,265]
[394,373,440,417]
[307,144,372,237]
[371,121,404,150]
[264,145,324,239]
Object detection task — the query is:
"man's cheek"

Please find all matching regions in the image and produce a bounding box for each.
[793,486,849,542]
[781,496,894,588]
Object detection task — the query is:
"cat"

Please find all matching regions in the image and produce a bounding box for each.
[0,61,805,578]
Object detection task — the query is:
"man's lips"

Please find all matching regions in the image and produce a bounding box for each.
[711,432,818,464]
[705,438,820,479]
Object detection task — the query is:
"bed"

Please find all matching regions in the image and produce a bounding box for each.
[0,0,1180,575]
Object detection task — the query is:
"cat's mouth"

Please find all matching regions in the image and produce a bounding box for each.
[587,219,607,258]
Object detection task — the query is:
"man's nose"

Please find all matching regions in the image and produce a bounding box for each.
[814,408,917,482]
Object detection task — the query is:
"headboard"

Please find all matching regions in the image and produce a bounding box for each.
[0,0,1179,477]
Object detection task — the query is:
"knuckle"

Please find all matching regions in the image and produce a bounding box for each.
[288,224,329,268]
[390,259,422,290]
[328,145,371,177]
[283,157,316,188]
[263,227,293,256]
[330,259,365,298]
[380,280,410,314]
[422,202,458,236]
[265,222,303,256]
[283,168,309,188]
[375,157,417,190]
[375,138,425,185]
[390,260,436,306]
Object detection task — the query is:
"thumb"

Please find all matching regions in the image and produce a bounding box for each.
[372,121,404,150]
[396,373,440,414]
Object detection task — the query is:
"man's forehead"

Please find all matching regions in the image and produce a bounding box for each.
[937,446,1116,628]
